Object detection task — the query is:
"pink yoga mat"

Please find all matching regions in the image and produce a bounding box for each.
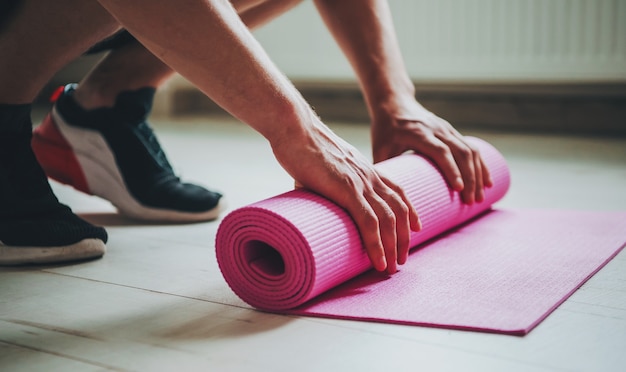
[216,137,626,335]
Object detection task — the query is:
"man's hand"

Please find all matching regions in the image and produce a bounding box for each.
[371,102,493,205]
[273,119,421,274]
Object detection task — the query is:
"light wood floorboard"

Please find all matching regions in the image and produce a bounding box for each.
[1,116,625,371]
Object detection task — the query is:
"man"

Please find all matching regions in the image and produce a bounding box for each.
[0,0,490,273]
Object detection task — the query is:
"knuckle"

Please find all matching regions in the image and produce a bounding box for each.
[455,145,472,161]
[429,140,449,154]
[467,144,481,157]
[360,212,380,231]
[380,206,396,225]
[465,174,477,188]
[377,187,409,218]
[438,116,453,127]
[392,199,409,216]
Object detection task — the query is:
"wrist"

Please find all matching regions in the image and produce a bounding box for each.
[368,89,421,124]
[362,76,416,119]
[266,101,324,156]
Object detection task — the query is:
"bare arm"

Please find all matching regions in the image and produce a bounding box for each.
[314,0,492,204]
[96,0,420,273]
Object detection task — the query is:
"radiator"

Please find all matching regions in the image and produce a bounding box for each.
[391,0,626,81]
[253,0,626,82]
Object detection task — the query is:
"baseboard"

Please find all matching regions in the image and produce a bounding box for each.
[171,81,626,137]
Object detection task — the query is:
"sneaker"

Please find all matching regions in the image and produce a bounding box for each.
[32,84,225,222]
[0,103,107,265]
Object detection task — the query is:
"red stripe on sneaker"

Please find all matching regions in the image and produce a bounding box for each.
[32,114,91,194]
[49,86,65,103]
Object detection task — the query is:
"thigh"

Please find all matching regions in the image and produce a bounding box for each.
[0,0,121,101]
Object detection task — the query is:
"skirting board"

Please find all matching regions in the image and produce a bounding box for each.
[171,82,626,137]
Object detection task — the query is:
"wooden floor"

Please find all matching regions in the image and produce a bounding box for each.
[1,116,625,372]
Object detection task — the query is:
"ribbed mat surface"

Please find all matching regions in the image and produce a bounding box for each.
[216,137,626,335]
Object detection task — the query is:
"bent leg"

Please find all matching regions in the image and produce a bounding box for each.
[30,0,303,221]
[72,0,304,109]
[0,0,119,103]
[0,0,119,265]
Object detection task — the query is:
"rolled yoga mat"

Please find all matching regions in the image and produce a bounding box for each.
[216,137,626,335]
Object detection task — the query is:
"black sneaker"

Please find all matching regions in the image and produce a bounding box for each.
[32,84,225,222]
[0,103,107,265]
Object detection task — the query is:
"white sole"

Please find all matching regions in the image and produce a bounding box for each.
[0,239,105,266]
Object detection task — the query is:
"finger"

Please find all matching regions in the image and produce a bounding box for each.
[415,135,464,192]
[473,148,485,202]
[481,156,493,188]
[378,173,421,231]
[439,134,477,205]
[373,180,411,267]
[378,174,420,265]
[347,197,387,272]
[448,128,493,191]
[364,190,398,274]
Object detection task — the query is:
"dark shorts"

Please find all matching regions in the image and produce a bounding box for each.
[85,30,136,54]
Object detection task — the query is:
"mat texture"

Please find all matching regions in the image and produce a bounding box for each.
[216,137,626,335]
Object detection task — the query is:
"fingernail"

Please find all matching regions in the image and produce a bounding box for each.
[375,257,387,272]
[411,216,422,231]
[454,177,464,191]
[398,253,408,265]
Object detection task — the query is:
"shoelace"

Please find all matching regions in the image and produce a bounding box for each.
[134,121,177,174]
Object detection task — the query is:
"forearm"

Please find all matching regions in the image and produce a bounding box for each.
[97,0,312,145]
[239,0,303,30]
[313,0,416,119]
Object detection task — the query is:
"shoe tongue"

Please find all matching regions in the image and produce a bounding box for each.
[0,104,32,135]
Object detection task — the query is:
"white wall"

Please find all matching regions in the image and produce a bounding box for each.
[250,0,626,83]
